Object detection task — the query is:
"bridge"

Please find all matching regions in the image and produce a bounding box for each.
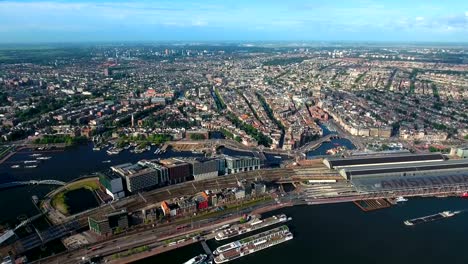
[0,180,65,190]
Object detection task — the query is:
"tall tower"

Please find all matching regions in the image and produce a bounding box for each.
[131,114,135,128]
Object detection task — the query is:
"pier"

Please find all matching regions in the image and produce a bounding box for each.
[201,240,213,261]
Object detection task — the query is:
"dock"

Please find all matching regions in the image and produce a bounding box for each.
[201,240,213,261]
[354,199,391,212]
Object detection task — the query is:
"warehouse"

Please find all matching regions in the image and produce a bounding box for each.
[323,153,445,169]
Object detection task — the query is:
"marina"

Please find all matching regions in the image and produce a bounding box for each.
[214,214,290,241]
[404,210,461,226]
[213,225,293,263]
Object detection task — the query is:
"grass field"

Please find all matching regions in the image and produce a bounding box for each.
[51,178,100,215]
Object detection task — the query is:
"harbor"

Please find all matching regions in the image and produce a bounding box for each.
[135,197,468,264]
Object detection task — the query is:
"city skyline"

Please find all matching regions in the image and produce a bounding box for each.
[0,0,468,43]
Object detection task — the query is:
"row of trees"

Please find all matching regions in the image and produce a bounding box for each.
[34,135,87,145]
[226,111,272,147]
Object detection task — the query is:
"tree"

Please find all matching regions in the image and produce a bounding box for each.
[190,134,206,140]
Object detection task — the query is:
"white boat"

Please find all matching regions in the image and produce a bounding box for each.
[184,254,208,264]
[11,165,20,169]
[396,196,408,203]
[30,154,42,157]
[102,160,111,163]
[24,160,38,164]
[25,165,38,168]
[36,156,51,160]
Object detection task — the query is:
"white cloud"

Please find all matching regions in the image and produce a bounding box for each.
[415,16,424,21]
[465,11,468,17]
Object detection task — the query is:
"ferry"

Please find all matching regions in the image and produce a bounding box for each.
[395,196,408,203]
[184,254,208,264]
[215,214,290,241]
[214,226,293,263]
[404,210,461,226]
[11,165,20,169]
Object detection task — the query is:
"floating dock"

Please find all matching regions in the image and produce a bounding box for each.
[354,199,391,212]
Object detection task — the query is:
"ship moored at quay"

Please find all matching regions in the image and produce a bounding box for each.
[213,225,293,263]
[214,214,291,241]
[404,210,461,226]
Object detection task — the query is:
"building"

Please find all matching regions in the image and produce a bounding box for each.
[98,172,125,200]
[456,147,468,159]
[224,156,261,174]
[234,188,245,199]
[185,129,209,140]
[194,192,209,210]
[111,162,159,193]
[159,159,191,184]
[138,160,170,185]
[323,153,445,169]
[188,158,221,181]
[339,159,468,180]
[88,209,129,235]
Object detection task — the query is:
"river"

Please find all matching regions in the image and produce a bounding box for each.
[137,197,468,264]
[0,131,357,226]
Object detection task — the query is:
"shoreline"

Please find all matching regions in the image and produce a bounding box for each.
[106,202,294,264]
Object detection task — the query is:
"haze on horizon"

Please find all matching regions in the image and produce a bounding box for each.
[0,0,467,43]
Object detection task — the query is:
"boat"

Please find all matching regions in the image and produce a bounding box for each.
[102,160,111,163]
[30,154,42,157]
[404,210,461,226]
[25,165,38,169]
[184,254,208,264]
[154,148,161,154]
[214,226,293,263]
[106,148,122,155]
[395,196,408,203]
[461,192,468,198]
[24,160,38,164]
[36,156,51,160]
[92,147,101,151]
[215,214,290,241]
[11,165,20,169]
[274,156,281,159]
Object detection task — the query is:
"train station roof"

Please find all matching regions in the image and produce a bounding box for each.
[323,153,445,169]
[340,159,468,179]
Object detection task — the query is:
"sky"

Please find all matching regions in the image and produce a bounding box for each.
[0,0,467,43]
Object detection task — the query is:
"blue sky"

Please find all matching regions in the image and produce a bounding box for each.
[0,0,467,43]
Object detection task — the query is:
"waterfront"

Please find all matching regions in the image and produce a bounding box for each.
[138,197,468,264]
[0,144,204,224]
[0,137,347,225]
